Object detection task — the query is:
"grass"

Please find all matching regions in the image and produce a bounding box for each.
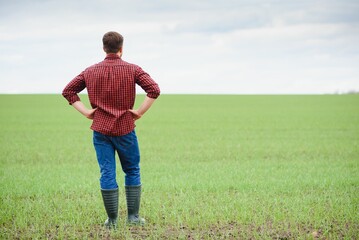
[0,94,358,239]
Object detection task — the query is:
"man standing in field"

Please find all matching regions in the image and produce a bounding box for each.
[62,31,160,228]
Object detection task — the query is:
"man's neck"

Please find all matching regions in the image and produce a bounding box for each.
[106,52,122,58]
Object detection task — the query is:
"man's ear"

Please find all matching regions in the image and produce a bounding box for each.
[118,47,123,57]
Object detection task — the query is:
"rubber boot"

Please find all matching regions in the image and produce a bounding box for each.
[125,185,145,226]
[101,188,119,229]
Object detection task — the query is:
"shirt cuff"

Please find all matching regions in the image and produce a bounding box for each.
[147,92,160,99]
[67,95,81,105]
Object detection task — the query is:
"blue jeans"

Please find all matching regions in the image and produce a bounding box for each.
[93,130,141,189]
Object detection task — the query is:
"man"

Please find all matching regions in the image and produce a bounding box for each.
[62,31,160,228]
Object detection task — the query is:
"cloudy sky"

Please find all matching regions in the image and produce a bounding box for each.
[0,0,358,94]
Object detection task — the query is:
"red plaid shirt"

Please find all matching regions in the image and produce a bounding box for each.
[62,53,160,136]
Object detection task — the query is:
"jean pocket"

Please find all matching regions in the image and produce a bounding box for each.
[117,131,136,150]
[93,131,107,145]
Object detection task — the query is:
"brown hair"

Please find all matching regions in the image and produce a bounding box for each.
[102,31,124,53]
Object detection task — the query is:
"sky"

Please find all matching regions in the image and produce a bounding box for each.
[0,0,358,94]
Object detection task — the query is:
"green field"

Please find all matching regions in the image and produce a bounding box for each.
[0,94,358,239]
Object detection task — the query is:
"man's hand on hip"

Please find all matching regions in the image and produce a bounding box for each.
[128,96,157,121]
[85,108,97,119]
[128,109,142,120]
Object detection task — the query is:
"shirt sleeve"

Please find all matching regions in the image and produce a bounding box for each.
[135,66,160,99]
[62,71,86,105]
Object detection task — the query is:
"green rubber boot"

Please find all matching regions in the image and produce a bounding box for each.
[125,185,145,226]
[101,188,119,229]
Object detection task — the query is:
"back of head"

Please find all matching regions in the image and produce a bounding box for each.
[102,31,124,54]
